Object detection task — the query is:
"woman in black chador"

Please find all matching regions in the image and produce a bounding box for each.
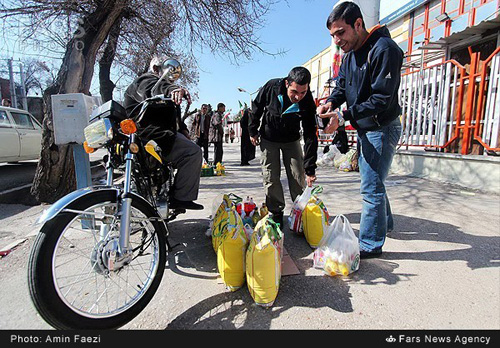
[239,107,256,165]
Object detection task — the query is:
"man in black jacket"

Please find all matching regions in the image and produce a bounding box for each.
[124,56,203,211]
[249,66,318,228]
[317,2,403,258]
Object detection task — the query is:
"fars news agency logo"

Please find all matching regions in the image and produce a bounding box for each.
[386,335,397,343]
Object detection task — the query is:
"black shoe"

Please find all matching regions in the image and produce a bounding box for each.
[169,198,204,210]
[360,250,382,259]
[240,162,250,166]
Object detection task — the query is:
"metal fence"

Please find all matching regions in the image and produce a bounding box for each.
[399,46,500,155]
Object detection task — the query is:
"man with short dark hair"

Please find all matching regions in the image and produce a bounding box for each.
[209,102,225,165]
[317,1,403,258]
[249,66,318,228]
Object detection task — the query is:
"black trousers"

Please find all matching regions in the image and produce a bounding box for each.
[196,134,209,163]
[213,141,223,165]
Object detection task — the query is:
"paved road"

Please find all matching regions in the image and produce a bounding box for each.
[0,141,499,333]
[0,161,38,190]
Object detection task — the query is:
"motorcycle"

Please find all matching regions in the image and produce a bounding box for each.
[28,59,188,329]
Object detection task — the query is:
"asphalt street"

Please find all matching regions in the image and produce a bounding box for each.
[0,141,499,334]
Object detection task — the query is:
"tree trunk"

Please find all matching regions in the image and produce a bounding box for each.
[99,17,122,103]
[31,2,129,203]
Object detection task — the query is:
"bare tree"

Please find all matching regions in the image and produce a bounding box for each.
[0,0,279,202]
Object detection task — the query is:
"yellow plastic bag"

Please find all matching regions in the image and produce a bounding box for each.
[246,216,283,307]
[216,209,248,291]
[211,194,242,252]
[302,195,330,248]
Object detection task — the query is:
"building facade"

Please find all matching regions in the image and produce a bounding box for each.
[305,0,500,155]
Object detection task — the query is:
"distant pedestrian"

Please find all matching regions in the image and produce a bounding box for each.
[1,99,11,107]
[209,102,225,165]
[224,125,230,143]
[192,104,211,163]
[230,127,235,143]
[239,106,255,166]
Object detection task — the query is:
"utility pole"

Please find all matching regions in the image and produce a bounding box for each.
[8,58,18,108]
[19,63,28,110]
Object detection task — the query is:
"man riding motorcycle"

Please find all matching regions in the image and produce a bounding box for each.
[124,56,204,210]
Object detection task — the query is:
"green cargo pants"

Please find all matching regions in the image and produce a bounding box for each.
[259,138,305,215]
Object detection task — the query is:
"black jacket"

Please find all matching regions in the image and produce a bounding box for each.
[327,26,403,131]
[123,72,188,153]
[249,78,318,175]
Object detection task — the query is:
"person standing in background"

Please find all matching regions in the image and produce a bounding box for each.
[209,102,225,165]
[192,104,211,163]
[239,106,256,166]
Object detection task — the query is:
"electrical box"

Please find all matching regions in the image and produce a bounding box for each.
[51,93,102,145]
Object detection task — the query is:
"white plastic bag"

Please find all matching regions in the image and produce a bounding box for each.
[288,186,313,234]
[313,215,360,276]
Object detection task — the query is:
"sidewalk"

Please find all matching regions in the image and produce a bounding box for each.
[0,141,499,330]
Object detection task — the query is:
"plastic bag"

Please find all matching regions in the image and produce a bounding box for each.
[334,148,357,172]
[313,214,360,276]
[246,216,284,307]
[216,209,249,291]
[210,194,241,251]
[288,186,313,234]
[317,146,342,167]
[302,195,330,248]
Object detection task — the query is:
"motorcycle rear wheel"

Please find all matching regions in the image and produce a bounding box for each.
[28,191,166,329]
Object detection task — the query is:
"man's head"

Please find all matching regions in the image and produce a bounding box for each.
[217,103,226,113]
[1,98,11,107]
[285,67,311,104]
[201,104,208,114]
[149,55,167,77]
[326,1,367,53]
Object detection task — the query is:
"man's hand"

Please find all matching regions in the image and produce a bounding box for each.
[324,113,340,134]
[170,88,192,105]
[306,174,317,187]
[316,102,333,118]
[250,135,260,146]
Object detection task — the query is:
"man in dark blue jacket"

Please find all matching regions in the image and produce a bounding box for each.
[317,2,403,258]
[249,66,318,228]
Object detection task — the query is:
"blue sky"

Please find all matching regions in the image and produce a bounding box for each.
[193,0,411,116]
[1,0,410,115]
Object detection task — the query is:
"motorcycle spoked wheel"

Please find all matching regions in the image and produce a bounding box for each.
[27,191,166,330]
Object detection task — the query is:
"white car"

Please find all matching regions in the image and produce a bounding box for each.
[0,106,42,163]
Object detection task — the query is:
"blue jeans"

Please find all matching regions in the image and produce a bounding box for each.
[357,118,402,253]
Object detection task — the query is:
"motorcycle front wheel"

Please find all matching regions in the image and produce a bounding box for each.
[28,191,167,329]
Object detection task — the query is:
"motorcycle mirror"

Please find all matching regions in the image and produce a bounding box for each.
[161,58,182,82]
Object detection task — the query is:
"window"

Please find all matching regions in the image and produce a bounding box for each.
[445,0,460,13]
[412,32,426,49]
[11,112,35,129]
[0,111,12,128]
[398,40,409,54]
[428,3,443,27]
[463,0,472,12]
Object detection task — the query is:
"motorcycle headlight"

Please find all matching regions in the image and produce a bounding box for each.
[84,118,113,149]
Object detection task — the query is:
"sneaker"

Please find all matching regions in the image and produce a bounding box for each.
[359,250,382,259]
[169,198,204,210]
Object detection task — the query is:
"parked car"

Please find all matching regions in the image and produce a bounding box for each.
[0,106,42,163]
